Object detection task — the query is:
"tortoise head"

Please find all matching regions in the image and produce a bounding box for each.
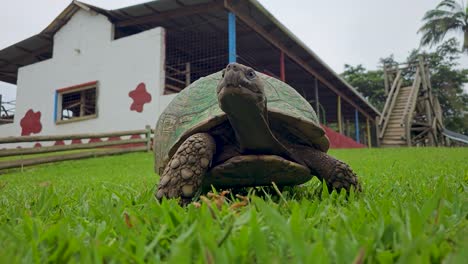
[216,63,266,117]
[216,63,286,154]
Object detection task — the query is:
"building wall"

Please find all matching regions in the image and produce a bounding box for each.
[0,9,173,146]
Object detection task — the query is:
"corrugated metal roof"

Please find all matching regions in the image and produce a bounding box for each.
[0,1,105,84]
[243,0,381,117]
[0,0,380,118]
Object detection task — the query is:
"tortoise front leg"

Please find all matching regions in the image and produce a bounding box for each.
[156,133,216,204]
[294,147,361,192]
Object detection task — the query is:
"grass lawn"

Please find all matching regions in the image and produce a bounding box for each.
[0,148,467,263]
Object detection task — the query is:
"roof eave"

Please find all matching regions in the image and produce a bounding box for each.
[247,0,381,117]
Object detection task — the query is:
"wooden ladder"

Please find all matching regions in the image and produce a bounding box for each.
[379,68,421,147]
[379,56,446,147]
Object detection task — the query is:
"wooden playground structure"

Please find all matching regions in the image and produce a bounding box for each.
[378,56,467,147]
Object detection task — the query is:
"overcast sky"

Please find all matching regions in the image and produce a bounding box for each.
[1,0,467,102]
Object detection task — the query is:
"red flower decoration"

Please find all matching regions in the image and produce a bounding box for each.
[129,83,152,113]
[20,109,42,136]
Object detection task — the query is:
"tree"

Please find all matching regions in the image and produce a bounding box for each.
[418,0,468,53]
[407,39,468,134]
[342,39,468,135]
[341,65,386,111]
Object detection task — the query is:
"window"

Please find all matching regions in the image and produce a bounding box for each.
[56,81,98,124]
[0,97,15,125]
[0,82,16,125]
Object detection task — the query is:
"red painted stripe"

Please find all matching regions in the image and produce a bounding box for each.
[322,125,365,149]
[280,51,285,82]
[57,81,98,93]
[88,138,103,143]
[54,140,65,146]
[71,139,82,145]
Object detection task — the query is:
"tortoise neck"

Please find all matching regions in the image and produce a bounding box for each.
[220,93,286,155]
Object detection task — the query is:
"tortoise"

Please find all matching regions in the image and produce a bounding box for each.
[154,63,360,204]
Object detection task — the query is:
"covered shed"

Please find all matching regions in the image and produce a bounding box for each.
[0,0,380,147]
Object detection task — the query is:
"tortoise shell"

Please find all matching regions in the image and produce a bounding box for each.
[154,71,329,174]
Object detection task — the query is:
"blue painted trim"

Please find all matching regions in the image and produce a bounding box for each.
[54,91,58,122]
[228,12,236,63]
[355,109,360,143]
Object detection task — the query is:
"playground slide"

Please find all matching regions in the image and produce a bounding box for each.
[442,128,468,144]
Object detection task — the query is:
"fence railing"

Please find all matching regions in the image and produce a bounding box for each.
[0,125,154,171]
[378,70,402,139]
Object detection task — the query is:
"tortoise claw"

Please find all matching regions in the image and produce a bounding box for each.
[156,133,215,205]
[327,160,361,192]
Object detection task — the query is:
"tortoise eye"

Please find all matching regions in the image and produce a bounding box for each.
[246,70,256,80]
[221,69,226,78]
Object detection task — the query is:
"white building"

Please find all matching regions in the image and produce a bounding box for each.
[0,4,173,141]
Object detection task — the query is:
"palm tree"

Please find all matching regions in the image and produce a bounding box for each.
[418,0,468,53]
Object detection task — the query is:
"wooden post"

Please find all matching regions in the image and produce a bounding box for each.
[80,90,85,117]
[355,109,360,143]
[383,65,389,96]
[145,125,152,152]
[366,118,371,148]
[337,96,342,134]
[375,115,381,147]
[406,122,412,147]
[345,119,350,136]
[185,62,191,87]
[314,77,319,118]
[280,51,285,82]
[228,12,236,63]
[418,56,434,146]
[426,64,440,146]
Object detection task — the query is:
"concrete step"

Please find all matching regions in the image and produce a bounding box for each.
[386,121,404,126]
[383,136,405,142]
[388,120,404,125]
[388,117,404,122]
[393,106,408,110]
[400,86,413,91]
[386,124,404,129]
[385,127,405,132]
[381,139,407,145]
[384,134,405,140]
[381,144,406,148]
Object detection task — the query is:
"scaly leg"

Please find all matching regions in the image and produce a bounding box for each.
[293,146,361,192]
[156,133,216,204]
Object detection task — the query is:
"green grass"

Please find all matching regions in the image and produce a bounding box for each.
[0,148,467,263]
